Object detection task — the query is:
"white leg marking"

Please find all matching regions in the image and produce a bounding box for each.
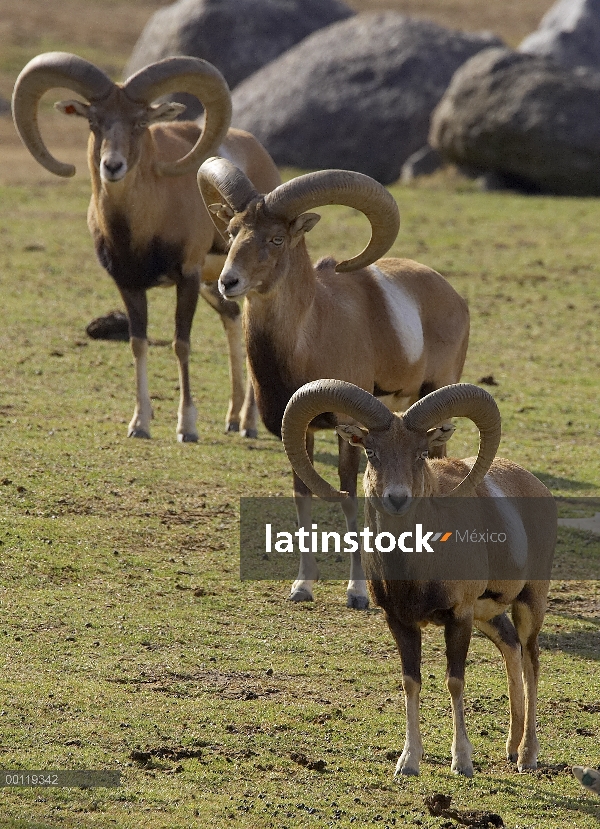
[448,676,474,777]
[128,336,153,438]
[239,371,258,438]
[290,494,317,602]
[370,265,424,365]
[221,314,247,432]
[514,603,540,771]
[395,676,423,776]
[173,339,198,442]
[474,618,524,763]
[340,494,369,609]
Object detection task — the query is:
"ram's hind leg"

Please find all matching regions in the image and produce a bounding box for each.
[445,613,474,776]
[120,288,152,439]
[338,435,368,609]
[174,272,200,442]
[200,281,257,437]
[475,613,525,764]
[512,582,550,771]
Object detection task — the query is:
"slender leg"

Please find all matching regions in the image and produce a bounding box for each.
[289,432,318,602]
[475,614,525,763]
[120,289,152,439]
[512,587,547,771]
[174,272,200,442]
[445,613,474,776]
[385,615,423,776]
[338,436,368,609]
[199,282,257,436]
[239,370,259,438]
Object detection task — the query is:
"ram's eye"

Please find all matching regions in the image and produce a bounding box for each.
[364,448,376,460]
[419,450,429,460]
[271,236,284,246]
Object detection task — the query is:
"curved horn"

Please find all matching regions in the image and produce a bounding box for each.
[198,156,260,237]
[282,379,394,500]
[124,57,232,177]
[263,170,400,272]
[12,51,115,177]
[402,384,501,494]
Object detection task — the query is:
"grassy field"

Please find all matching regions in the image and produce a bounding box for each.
[0,2,599,828]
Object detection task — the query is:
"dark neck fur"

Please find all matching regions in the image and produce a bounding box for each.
[93,213,183,292]
[245,316,335,438]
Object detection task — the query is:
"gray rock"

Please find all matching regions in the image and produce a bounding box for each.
[519,0,600,73]
[430,47,600,196]
[125,0,353,114]
[231,13,502,185]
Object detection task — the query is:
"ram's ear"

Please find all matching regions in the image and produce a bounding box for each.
[427,422,455,448]
[336,424,368,447]
[290,212,321,247]
[148,101,187,122]
[55,100,89,118]
[208,203,235,223]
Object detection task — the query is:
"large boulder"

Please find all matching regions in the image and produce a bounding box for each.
[231,13,502,184]
[124,0,353,103]
[430,47,600,196]
[519,0,600,73]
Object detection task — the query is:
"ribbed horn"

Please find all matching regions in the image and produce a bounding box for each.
[124,57,232,177]
[282,379,394,500]
[263,169,400,272]
[198,156,260,238]
[402,384,501,494]
[12,51,115,177]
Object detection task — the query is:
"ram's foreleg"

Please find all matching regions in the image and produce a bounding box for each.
[120,288,153,439]
[445,613,474,777]
[338,435,368,609]
[386,616,423,776]
[199,281,257,437]
[174,272,200,442]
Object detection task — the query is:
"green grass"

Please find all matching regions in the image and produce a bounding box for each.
[0,169,598,828]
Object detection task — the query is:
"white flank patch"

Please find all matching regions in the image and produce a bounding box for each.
[370,266,424,364]
[484,476,528,568]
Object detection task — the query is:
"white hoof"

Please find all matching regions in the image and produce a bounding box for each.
[394,759,420,777]
[288,588,314,603]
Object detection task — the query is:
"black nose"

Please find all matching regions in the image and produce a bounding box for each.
[387,493,409,512]
[220,275,239,293]
[104,159,124,175]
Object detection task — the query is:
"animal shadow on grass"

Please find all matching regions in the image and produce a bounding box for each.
[539,624,600,661]
[488,775,600,823]
[532,473,594,492]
